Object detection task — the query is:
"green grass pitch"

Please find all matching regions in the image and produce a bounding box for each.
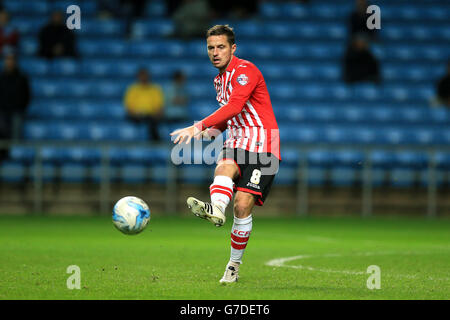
[0,214,448,300]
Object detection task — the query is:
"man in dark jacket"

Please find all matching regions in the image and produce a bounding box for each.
[0,53,30,142]
[0,9,20,55]
[343,34,380,84]
[436,61,450,107]
[38,11,77,59]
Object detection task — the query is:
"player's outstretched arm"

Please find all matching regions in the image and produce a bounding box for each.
[170,125,202,144]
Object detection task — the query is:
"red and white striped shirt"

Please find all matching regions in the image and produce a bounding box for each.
[195,56,281,160]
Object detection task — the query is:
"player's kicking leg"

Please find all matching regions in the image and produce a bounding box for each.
[187,160,238,227]
[187,196,226,227]
[220,191,255,284]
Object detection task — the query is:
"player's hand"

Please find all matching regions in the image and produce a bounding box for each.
[170,125,201,144]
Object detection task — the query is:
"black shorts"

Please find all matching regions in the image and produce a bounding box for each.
[218,147,280,206]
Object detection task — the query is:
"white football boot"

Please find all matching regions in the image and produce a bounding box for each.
[219,262,239,284]
[186,197,226,227]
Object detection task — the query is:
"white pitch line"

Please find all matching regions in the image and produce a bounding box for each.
[265,251,450,281]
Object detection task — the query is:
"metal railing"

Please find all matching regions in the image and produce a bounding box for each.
[0,140,448,217]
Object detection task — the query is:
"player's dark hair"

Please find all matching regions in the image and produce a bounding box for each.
[206,24,235,45]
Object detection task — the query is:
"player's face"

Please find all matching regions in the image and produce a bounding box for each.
[207,35,236,72]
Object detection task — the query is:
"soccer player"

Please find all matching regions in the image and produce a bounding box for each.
[170,25,280,283]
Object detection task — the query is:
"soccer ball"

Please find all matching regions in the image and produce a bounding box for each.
[112,196,151,235]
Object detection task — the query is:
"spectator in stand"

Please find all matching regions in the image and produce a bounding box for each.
[38,11,77,59]
[124,68,164,141]
[172,0,212,39]
[166,0,183,17]
[436,61,450,107]
[343,34,380,84]
[208,0,258,19]
[0,52,30,142]
[164,71,189,122]
[0,9,19,55]
[348,0,377,40]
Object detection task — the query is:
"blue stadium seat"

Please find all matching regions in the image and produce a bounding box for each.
[19,37,38,55]
[51,59,79,76]
[79,19,125,37]
[87,123,147,141]
[151,164,171,183]
[188,103,215,120]
[78,102,125,120]
[109,146,170,164]
[24,122,49,140]
[11,17,46,34]
[389,168,417,187]
[370,150,395,169]
[436,152,450,169]
[41,147,70,163]
[28,101,125,120]
[281,3,309,19]
[91,165,120,183]
[20,58,50,76]
[80,40,128,57]
[0,161,26,182]
[307,149,335,167]
[179,164,213,184]
[3,0,49,15]
[419,168,447,187]
[429,107,450,125]
[438,129,450,145]
[60,164,90,182]
[28,102,71,119]
[307,168,327,186]
[31,80,126,99]
[186,40,207,58]
[259,2,281,19]
[280,125,316,143]
[334,150,364,167]
[369,108,396,123]
[52,123,87,140]
[51,0,97,15]
[275,166,297,185]
[281,149,301,167]
[145,0,166,17]
[351,127,378,144]
[132,19,173,38]
[394,151,428,169]
[341,107,367,123]
[275,105,306,122]
[330,168,359,186]
[352,84,379,101]
[309,108,338,122]
[410,128,436,146]
[379,128,413,145]
[30,164,56,182]
[9,145,36,164]
[186,82,215,99]
[119,165,149,183]
[323,126,352,144]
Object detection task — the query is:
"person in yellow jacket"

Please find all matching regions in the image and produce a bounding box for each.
[124,68,164,141]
